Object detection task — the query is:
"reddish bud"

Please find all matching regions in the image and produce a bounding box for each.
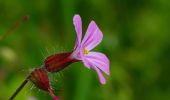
[45,52,77,72]
[29,68,50,91]
[29,68,59,100]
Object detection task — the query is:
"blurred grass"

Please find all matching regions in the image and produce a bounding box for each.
[0,0,170,100]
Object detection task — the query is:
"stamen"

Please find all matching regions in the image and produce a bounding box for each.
[83,48,88,55]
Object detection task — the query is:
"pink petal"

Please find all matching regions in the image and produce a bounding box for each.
[71,46,82,60]
[81,21,103,51]
[73,15,82,49]
[78,48,91,68]
[85,52,110,75]
[80,51,109,84]
[81,56,91,69]
[93,66,106,84]
[82,57,106,84]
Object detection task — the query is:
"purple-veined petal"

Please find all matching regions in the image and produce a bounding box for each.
[81,57,106,84]
[71,46,82,60]
[93,66,106,84]
[81,58,91,69]
[78,47,91,68]
[81,21,103,51]
[84,52,110,75]
[80,51,109,84]
[73,15,82,49]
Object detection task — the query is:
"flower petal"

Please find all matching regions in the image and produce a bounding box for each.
[80,51,109,84]
[93,66,106,84]
[78,48,91,68]
[81,57,106,84]
[73,15,82,49]
[85,52,110,75]
[81,21,103,51]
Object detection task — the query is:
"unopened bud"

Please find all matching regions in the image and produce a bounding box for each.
[29,68,50,91]
[29,68,59,100]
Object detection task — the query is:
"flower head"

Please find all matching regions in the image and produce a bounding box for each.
[71,15,110,84]
[44,14,110,84]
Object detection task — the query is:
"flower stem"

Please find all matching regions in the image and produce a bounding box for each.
[9,75,30,100]
[48,88,59,100]
[0,15,29,41]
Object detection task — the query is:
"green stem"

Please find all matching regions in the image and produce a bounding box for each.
[9,75,30,100]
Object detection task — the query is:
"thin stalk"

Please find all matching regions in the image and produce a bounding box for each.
[0,15,29,41]
[48,88,59,100]
[9,75,30,100]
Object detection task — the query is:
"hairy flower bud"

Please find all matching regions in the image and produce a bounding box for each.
[44,52,77,72]
[29,68,59,100]
[30,68,50,91]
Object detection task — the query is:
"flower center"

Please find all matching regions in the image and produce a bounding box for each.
[83,48,88,55]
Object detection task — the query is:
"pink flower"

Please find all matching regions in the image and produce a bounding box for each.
[44,14,110,84]
[71,15,110,84]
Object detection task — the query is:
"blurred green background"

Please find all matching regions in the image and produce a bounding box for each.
[0,0,170,100]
